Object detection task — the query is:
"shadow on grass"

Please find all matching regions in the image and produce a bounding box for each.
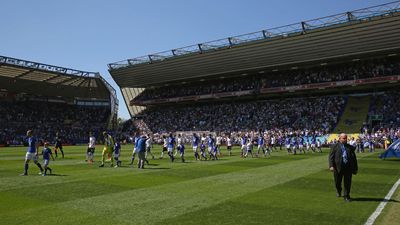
[146,163,159,166]
[380,158,400,161]
[352,197,400,203]
[47,174,68,176]
[143,167,170,170]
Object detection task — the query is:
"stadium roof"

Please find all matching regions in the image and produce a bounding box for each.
[0,55,113,100]
[109,1,400,88]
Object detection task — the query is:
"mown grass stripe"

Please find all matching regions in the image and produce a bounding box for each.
[0,149,292,191]
[58,154,330,225]
[365,177,400,225]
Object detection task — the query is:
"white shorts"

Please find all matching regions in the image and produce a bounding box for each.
[133,148,137,154]
[25,152,38,162]
[311,144,316,148]
[43,159,50,167]
[208,147,213,152]
[193,146,198,152]
[114,153,120,158]
[299,145,304,148]
[286,144,291,149]
[167,147,173,152]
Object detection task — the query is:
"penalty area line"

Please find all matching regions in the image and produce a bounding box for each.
[364,177,400,225]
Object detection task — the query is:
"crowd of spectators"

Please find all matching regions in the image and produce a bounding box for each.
[369,91,400,129]
[138,95,345,134]
[134,58,400,101]
[0,100,110,145]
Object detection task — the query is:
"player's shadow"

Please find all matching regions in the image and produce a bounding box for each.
[145,167,170,170]
[47,174,68,176]
[352,197,399,203]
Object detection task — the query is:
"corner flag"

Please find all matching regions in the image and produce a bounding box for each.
[379,139,400,159]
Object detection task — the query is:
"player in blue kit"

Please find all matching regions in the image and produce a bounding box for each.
[200,141,207,160]
[257,132,267,157]
[212,144,219,160]
[130,132,140,165]
[285,136,291,154]
[368,136,375,152]
[167,133,175,162]
[192,133,200,160]
[298,136,305,154]
[240,134,247,157]
[114,139,122,167]
[311,136,317,152]
[207,134,216,160]
[278,135,283,150]
[177,142,185,162]
[54,132,64,159]
[42,142,55,176]
[21,130,44,176]
[291,136,298,155]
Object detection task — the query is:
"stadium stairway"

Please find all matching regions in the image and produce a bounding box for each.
[327,95,371,143]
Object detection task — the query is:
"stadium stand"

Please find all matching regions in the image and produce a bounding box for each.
[109,2,400,142]
[0,56,118,146]
[369,91,400,129]
[132,58,400,103]
[139,95,345,134]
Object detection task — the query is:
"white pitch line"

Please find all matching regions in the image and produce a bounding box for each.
[365,177,400,225]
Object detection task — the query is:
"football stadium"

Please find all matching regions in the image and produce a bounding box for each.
[1,1,400,225]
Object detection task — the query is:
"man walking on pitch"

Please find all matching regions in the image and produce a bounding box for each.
[329,133,358,202]
[136,135,147,169]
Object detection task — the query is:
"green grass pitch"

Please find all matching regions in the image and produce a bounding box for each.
[0,145,399,225]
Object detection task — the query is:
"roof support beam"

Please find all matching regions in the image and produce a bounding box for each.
[14,70,33,78]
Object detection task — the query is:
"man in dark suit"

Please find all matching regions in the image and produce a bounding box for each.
[329,133,358,202]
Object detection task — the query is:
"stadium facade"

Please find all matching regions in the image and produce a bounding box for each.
[109,1,400,139]
[0,55,118,144]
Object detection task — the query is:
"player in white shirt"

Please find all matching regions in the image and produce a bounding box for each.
[349,137,356,148]
[160,135,168,159]
[244,138,254,158]
[86,132,96,163]
[305,139,310,152]
[216,134,222,156]
[145,135,155,162]
[271,135,277,152]
[175,134,182,156]
[201,133,207,144]
[226,134,233,156]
